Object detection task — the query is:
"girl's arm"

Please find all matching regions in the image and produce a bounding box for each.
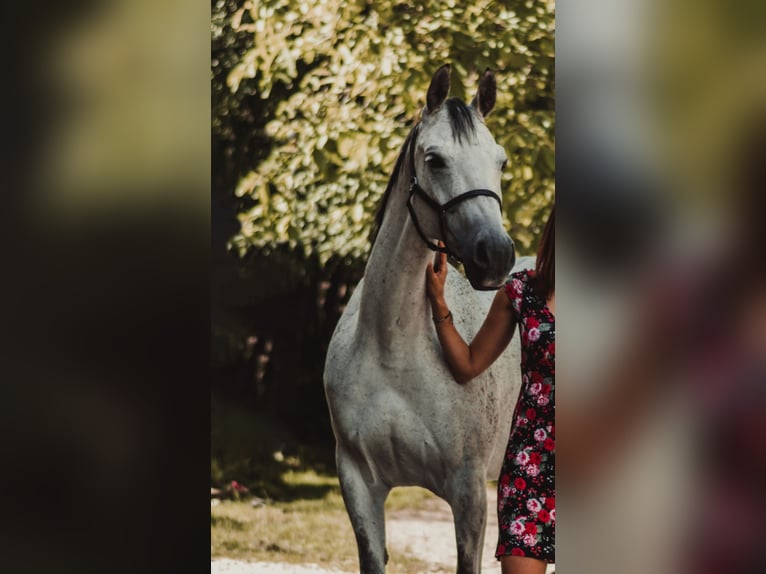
[426,250,517,384]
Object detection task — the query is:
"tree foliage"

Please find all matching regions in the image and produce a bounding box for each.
[218,0,555,262]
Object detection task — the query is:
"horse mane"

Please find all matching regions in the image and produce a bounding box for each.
[369,129,414,246]
[369,98,478,247]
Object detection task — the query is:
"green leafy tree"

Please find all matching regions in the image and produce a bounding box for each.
[222,0,554,263]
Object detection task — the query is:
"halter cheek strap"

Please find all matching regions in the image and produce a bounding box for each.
[405,124,503,262]
[407,180,502,258]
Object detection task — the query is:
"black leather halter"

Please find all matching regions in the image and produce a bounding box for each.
[405,123,503,262]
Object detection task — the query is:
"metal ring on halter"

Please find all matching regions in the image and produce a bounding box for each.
[405,125,503,262]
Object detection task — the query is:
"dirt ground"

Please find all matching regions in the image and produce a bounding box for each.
[211,487,555,574]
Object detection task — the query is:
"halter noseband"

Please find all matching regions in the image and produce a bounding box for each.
[405,123,503,262]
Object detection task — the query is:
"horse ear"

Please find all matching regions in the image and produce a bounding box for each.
[426,64,451,114]
[471,68,496,118]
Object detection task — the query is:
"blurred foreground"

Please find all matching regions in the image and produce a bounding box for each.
[557,0,766,572]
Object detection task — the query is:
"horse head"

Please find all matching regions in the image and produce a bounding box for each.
[407,64,516,290]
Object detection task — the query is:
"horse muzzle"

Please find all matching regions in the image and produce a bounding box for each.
[461,229,516,291]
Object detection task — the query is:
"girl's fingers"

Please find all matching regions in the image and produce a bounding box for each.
[436,242,447,273]
[433,246,447,274]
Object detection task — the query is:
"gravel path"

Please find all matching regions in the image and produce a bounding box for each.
[385,486,500,573]
[211,487,554,574]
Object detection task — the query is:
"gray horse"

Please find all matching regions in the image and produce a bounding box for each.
[324,65,528,573]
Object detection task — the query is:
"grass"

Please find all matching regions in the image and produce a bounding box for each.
[211,469,443,573]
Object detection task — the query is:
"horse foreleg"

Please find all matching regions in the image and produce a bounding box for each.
[447,469,488,574]
[337,445,390,574]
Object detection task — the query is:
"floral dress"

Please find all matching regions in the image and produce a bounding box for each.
[496,269,555,563]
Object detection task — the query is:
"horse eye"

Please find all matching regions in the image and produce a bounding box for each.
[501,159,508,171]
[425,154,446,169]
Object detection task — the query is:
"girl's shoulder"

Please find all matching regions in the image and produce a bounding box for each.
[504,269,534,309]
[507,268,535,290]
[510,268,535,282]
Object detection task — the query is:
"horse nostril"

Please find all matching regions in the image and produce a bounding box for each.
[474,239,490,269]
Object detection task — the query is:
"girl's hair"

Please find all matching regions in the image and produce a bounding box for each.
[533,205,555,300]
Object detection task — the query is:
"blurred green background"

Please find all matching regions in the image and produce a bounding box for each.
[211,0,555,496]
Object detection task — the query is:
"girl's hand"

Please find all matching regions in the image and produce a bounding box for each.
[425,246,448,303]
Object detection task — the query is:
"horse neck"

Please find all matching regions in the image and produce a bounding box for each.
[359,174,434,352]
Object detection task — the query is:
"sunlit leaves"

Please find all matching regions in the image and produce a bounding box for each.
[224,0,555,262]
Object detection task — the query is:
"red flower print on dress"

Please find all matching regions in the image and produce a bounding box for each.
[543,438,555,451]
[511,548,525,557]
[524,521,538,535]
[538,509,551,523]
[514,477,526,490]
[526,408,536,421]
[525,464,540,477]
[530,451,542,465]
[523,533,538,547]
[545,496,555,510]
